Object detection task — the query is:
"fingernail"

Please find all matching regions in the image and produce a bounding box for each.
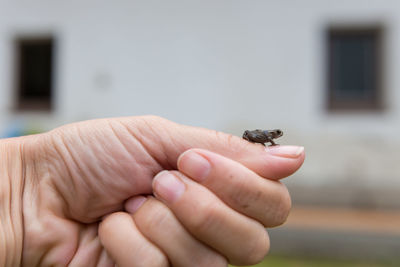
[125,196,147,214]
[266,145,304,158]
[179,151,211,182]
[153,171,185,203]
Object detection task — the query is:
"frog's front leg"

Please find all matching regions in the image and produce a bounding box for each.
[269,139,277,146]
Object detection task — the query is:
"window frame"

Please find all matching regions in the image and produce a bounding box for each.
[326,26,384,111]
[14,36,55,111]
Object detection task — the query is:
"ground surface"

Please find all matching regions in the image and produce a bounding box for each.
[234,206,400,266]
[231,254,399,267]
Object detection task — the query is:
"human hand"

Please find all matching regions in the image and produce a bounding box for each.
[0,116,304,266]
[100,145,304,267]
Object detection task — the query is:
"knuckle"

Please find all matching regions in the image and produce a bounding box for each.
[242,229,270,265]
[267,185,292,227]
[231,182,262,211]
[215,130,246,153]
[260,181,292,227]
[134,198,171,232]
[231,179,292,228]
[99,212,128,236]
[189,201,222,234]
[275,186,292,225]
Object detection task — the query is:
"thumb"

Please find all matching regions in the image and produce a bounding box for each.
[24,115,304,222]
[118,116,304,180]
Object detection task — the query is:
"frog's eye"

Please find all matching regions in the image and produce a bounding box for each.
[276,130,283,136]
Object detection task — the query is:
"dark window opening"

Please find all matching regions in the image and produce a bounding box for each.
[15,37,54,111]
[327,27,383,111]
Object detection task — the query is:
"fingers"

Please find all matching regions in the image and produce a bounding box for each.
[178,149,291,227]
[127,196,227,267]
[32,115,304,223]
[117,115,305,180]
[152,171,270,266]
[99,212,168,267]
[100,198,228,267]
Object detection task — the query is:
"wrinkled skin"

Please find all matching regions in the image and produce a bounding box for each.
[0,116,304,266]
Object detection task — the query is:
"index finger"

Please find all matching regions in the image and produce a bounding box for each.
[178,148,293,227]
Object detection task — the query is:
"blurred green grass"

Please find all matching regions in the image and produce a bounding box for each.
[230,254,400,267]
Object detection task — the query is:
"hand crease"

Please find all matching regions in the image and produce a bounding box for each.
[118,120,164,173]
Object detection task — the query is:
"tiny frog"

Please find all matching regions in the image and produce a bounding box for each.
[242,129,283,146]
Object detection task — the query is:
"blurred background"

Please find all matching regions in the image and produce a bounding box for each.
[1,0,399,266]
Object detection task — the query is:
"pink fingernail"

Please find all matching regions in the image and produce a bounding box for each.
[153,171,185,203]
[125,196,147,214]
[266,145,304,158]
[179,150,211,182]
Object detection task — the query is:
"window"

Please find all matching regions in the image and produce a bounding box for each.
[327,27,383,111]
[15,37,54,111]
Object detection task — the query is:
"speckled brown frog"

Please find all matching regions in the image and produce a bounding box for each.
[242,129,283,146]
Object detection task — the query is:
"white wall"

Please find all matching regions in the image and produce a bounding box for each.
[1,0,399,204]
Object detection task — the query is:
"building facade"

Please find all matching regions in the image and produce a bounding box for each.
[1,0,399,207]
